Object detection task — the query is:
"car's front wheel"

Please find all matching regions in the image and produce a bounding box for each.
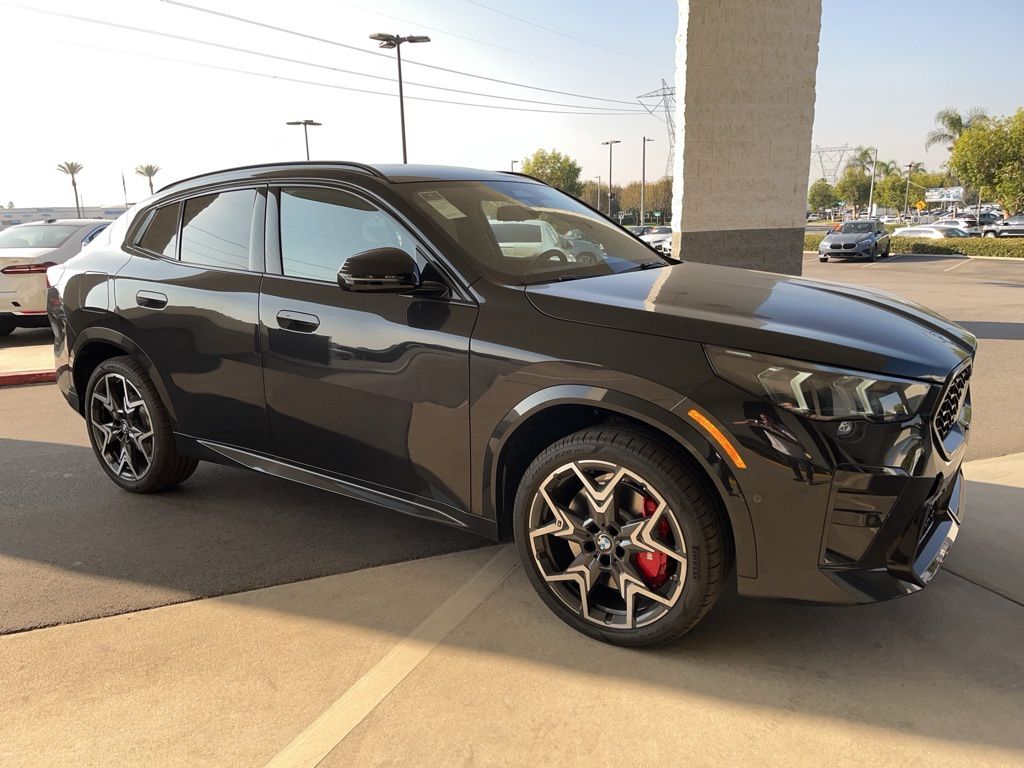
[984,231,998,238]
[514,427,729,646]
[85,356,198,493]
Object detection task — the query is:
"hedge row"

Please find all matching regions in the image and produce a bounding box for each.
[803,233,1024,258]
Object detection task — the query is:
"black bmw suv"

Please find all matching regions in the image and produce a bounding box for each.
[48,162,975,646]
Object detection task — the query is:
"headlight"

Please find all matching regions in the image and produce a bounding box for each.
[705,346,930,422]
[859,237,874,246]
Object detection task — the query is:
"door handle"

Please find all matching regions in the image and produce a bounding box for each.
[276,309,320,333]
[136,290,168,309]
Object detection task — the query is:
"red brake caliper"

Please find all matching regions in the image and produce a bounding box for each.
[633,495,671,588]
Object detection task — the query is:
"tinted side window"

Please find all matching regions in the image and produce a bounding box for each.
[138,204,179,258]
[279,187,419,282]
[180,189,256,270]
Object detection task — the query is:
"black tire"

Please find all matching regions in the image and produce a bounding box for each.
[84,356,198,493]
[514,426,729,647]
[0,322,14,337]
[819,257,829,262]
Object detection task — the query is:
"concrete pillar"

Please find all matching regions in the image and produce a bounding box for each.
[672,0,822,275]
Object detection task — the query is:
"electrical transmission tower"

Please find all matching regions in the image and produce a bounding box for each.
[637,79,676,177]
[813,144,849,182]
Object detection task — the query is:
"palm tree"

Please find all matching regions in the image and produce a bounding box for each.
[874,159,899,178]
[57,162,84,217]
[135,164,161,195]
[925,107,988,151]
[845,146,875,173]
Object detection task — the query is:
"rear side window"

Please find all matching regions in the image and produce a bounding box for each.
[137,204,179,257]
[180,189,256,270]
[279,187,419,282]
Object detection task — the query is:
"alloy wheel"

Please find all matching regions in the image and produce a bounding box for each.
[527,460,687,630]
[89,372,155,481]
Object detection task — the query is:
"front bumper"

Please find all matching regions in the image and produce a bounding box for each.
[819,242,875,258]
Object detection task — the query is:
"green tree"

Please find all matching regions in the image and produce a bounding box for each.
[520,149,583,196]
[926,107,989,152]
[873,172,907,212]
[807,178,838,212]
[845,146,875,173]
[57,161,83,217]
[949,109,1024,214]
[834,166,871,216]
[135,164,161,195]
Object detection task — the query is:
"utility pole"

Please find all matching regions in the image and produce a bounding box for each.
[866,147,878,217]
[369,33,431,163]
[903,162,915,219]
[286,119,321,161]
[601,139,620,216]
[641,136,654,226]
[593,175,601,210]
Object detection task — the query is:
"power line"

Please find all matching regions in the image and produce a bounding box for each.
[160,0,643,106]
[334,0,641,78]
[462,0,672,68]
[59,39,650,116]
[7,4,649,113]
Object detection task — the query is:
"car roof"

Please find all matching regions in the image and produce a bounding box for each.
[158,161,530,194]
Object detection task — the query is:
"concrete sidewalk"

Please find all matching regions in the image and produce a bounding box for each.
[1,455,1022,767]
[0,329,54,385]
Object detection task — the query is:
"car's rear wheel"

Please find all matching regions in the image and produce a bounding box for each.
[85,356,198,493]
[984,231,997,238]
[514,426,728,647]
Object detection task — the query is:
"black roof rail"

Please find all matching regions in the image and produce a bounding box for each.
[157,161,389,193]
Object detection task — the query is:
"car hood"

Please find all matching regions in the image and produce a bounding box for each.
[822,232,875,244]
[526,262,975,382]
[640,233,671,243]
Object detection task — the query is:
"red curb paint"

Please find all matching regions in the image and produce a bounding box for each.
[0,370,57,387]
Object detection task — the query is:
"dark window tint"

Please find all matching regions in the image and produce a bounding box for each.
[138,204,179,258]
[279,187,418,282]
[180,189,256,270]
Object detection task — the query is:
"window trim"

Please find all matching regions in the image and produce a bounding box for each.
[268,181,475,304]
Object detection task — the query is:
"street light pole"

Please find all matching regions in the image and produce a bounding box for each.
[903,162,915,219]
[286,119,322,161]
[866,147,878,217]
[601,139,620,216]
[641,136,654,226]
[593,175,601,210]
[370,33,431,164]
[511,160,518,173]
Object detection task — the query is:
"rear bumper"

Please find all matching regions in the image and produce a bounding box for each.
[0,311,50,328]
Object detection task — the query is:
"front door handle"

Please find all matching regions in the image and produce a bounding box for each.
[276,309,320,333]
[136,290,168,309]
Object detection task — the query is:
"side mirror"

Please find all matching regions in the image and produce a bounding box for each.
[338,247,420,293]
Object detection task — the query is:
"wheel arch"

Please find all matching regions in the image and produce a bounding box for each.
[484,385,757,578]
[71,328,177,426]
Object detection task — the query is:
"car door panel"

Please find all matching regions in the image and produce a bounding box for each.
[259,185,477,512]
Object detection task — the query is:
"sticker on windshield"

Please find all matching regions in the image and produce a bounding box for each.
[417,190,466,220]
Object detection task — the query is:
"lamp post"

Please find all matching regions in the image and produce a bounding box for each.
[903,162,915,219]
[601,139,620,216]
[370,32,431,163]
[511,160,518,173]
[866,147,878,217]
[285,119,321,161]
[641,136,654,226]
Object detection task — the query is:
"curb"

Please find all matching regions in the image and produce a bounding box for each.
[0,370,57,387]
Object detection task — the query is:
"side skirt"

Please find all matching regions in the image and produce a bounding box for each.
[191,437,497,539]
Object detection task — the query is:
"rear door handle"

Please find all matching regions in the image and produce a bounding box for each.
[276,309,320,333]
[136,290,168,309]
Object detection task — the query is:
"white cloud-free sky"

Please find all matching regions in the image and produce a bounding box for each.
[2,0,1021,207]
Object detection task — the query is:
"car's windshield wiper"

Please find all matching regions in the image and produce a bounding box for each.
[621,260,668,273]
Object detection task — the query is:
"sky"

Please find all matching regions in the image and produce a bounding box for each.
[1,0,1021,207]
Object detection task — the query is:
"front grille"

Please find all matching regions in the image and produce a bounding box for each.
[842,243,856,249]
[934,365,971,441]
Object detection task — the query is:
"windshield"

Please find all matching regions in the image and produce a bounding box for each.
[0,224,79,249]
[396,180,668,284]
[838,221,873,234]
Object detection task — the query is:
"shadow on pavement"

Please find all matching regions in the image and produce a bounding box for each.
[955,320,1024,341]
[0,327,53,349]
[2,434,1024,751]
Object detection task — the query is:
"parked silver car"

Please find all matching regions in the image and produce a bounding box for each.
[0,219,110,335]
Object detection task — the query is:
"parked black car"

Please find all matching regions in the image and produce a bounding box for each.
[48,163,975,646]
[818,219,891,261]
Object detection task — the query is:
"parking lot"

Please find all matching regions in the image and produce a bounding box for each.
[2,254,1023,767]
